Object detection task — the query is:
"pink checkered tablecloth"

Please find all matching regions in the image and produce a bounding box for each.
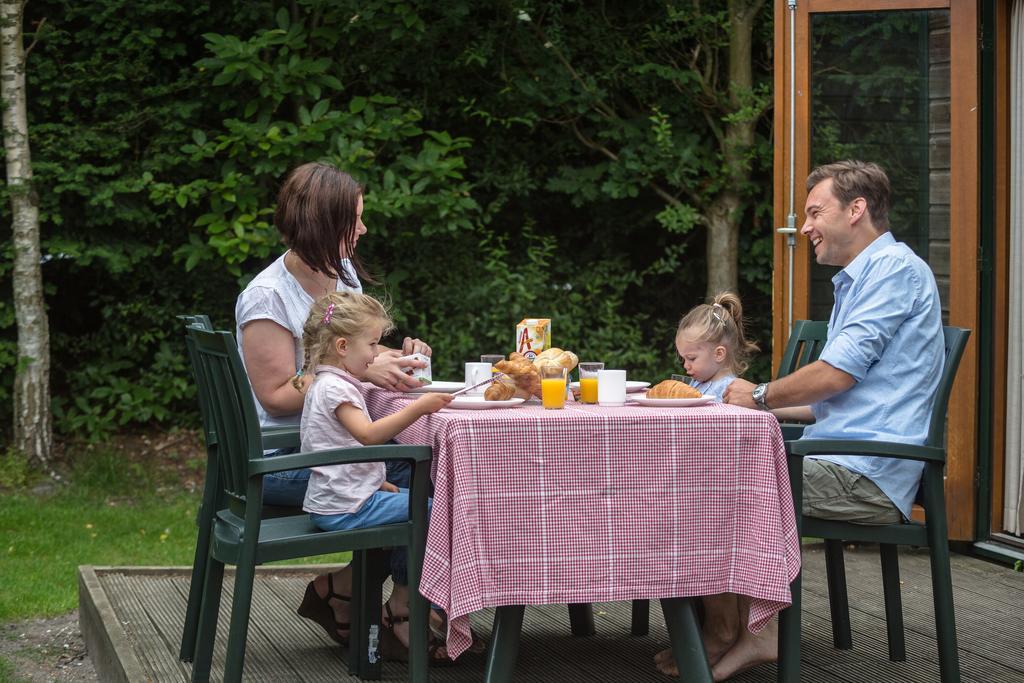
[364,387,800,659]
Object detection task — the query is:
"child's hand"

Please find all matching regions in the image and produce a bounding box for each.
[378,481,399,493]
[414,392,453,415]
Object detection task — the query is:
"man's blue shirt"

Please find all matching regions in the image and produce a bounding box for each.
[802,232,944,519]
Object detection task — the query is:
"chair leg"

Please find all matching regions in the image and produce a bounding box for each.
[660,597,713,683]
[922,472,962,683]
[484,605,525,683]
[179,502,213,662]
[350,550,386,680]
[221,561,257,683]
[406,520,430,683]
[631,599,650,636]
[879,543,906,662]
[567,603,595,636]
[824,539,852,650]
[190,555,225,683]
[777,569,802,683]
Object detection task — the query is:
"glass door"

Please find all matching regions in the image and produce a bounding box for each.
[772,0,979,539]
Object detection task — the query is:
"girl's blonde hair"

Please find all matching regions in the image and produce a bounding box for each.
[292,291,394,390]
[676,291,759,375]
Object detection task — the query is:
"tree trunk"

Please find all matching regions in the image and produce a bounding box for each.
[2,0,52,466]
[705,0,763,298]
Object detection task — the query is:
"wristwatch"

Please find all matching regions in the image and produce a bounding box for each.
[752,382,770,411]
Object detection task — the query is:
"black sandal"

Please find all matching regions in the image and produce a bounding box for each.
[380,602,458,666]
[297,574,351,645]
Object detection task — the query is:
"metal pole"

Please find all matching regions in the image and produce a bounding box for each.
[777,0,799,336]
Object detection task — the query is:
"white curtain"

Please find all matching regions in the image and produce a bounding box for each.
[1005,0,1024,536]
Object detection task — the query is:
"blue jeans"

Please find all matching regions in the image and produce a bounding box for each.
[261,451,415,583]
[310,485,429,586]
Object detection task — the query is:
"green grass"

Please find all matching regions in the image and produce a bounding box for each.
[0,445,349,622]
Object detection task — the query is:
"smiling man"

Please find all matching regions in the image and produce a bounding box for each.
[653,161,945,680]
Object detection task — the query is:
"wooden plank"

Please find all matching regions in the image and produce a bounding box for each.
[771,0,790,372]
[77,567,148,683]
[990,0,1012,535]
[86,562,1024,682]
[103,572,189,682]
[808,0,950,11]
[944,0,980,541]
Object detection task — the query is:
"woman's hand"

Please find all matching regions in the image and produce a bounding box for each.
[378,481,400,493]
[364,350,428,391]
[401,337,432,356]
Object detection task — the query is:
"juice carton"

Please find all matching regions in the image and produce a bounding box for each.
[516,318,551,361]
[399,353,432,385]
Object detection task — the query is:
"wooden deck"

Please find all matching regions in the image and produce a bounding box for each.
[78,544,1024,682]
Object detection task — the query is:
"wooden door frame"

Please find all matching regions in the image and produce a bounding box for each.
[772,0,980,540]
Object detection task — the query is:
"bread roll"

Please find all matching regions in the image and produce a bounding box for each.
[533,347,579,372]
[647,379,702,399]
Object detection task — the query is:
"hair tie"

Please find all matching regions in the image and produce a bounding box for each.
[322,302,335,326]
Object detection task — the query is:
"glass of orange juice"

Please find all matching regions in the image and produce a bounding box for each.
[578,362,604,404]
[540,365,568,409]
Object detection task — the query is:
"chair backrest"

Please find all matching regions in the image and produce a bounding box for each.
[776,320,829,379]
[188,326,267,506]
[926,326,970,448]
[179,315,216,443]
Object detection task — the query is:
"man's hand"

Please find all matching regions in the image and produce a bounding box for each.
[365,350,428,391]
[401,337,432,356]
[723,378,759,410]
[378,481,400,493]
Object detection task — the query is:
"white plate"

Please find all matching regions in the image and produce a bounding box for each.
[630,393,715,407]
[445,396,527,410]
[408,380,465,394]
[570,380,650,393]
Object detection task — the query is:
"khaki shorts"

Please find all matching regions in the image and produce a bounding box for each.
[802,458,902,525]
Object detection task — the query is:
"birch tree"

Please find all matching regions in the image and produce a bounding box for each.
[2,0,51,465]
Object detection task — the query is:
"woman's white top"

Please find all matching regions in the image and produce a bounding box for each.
[234,252,361,431]
[300,365,385,514]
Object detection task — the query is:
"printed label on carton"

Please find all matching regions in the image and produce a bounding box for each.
[516,318,551,361]
[400,353,432,384]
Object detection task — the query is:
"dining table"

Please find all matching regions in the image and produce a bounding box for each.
[363,385,800,681]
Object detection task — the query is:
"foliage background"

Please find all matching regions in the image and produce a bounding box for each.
[0,0,775,445]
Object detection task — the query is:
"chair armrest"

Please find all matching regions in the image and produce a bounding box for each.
[779,423,807,442]
[249,444,433,475]
[789,439,945,463]
[260,426,300,451]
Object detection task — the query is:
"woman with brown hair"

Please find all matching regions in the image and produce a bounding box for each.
[234,161,438,658]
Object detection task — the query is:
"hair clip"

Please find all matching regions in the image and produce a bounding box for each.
[710,303,726,325]
[322,302,336,326]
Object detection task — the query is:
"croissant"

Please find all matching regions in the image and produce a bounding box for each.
[494,354,543,398]
[647,380,702,399]
[484,375,517,401]
[533,347,579,372]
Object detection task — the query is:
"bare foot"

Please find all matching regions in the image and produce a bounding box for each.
[710,620,778,681]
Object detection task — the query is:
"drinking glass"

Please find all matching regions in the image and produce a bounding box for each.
[671,374,694,385]
[578,362,604,404]
[540,365,568,409]
[480,354,505,366]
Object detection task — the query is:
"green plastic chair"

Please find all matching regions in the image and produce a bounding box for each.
[185,326,433,683]
[176,315,301,665]
[778,326,970,683]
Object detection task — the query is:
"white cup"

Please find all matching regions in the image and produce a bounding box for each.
[464,362,493,395]
[597,369,627,406]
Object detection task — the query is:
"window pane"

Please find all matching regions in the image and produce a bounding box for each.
[809,10,951,323]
